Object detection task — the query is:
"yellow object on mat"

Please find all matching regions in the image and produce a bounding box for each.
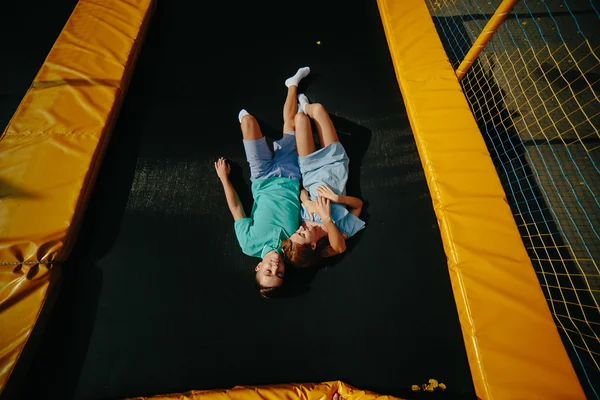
[0,0,154,392]
[127,381,401,400]
[375,0,584,399]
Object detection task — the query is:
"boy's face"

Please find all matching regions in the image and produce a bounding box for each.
[255,250,285,288]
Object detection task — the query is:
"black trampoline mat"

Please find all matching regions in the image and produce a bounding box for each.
[3,0,475,399]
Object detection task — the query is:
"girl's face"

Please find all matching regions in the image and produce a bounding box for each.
[290,224,319,246]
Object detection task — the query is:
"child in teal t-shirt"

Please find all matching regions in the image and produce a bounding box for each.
[215,67,310,297]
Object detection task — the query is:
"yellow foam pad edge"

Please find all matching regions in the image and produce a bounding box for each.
[0,0,155,391]
[127,381,401,400]
[375,0,584,398]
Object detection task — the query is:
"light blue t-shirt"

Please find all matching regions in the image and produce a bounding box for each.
[298,142,364,237]
[234,177,300,258]
[300,203,365,238]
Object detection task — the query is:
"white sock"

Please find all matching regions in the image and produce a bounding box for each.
[298,93,310,114]
[285,66,310,88]
[238,109,249,123]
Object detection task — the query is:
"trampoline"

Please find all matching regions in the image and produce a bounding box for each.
[3,0,584,399]
[2,0,474,398]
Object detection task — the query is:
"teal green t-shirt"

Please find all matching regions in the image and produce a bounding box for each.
[234,177,300,258]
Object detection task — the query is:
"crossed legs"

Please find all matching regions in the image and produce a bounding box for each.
[240,66,311,140]
[239,85,298,141]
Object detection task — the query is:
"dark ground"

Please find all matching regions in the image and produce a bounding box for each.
[1,0,475,399]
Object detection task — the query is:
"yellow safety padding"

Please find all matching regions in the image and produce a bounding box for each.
[127,381,401,400]
[375,0,584,399]
[0,0,154,392]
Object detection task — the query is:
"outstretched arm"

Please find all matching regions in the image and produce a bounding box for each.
[215,158,245,221]
[317,185,363,217]
[314,196,346,255]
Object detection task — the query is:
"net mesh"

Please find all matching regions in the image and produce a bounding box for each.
[423,0,600,397]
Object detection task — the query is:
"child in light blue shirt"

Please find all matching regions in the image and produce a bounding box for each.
[281,96,365,268]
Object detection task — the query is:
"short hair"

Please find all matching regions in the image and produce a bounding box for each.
[281,236,330,268]
[255,276,284,299]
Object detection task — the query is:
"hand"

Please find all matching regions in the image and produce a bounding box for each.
[317,185,340,203]
[300,189,310,203]
[332,393,346,400]
[314,196,332,223]
[214,157,230,180]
